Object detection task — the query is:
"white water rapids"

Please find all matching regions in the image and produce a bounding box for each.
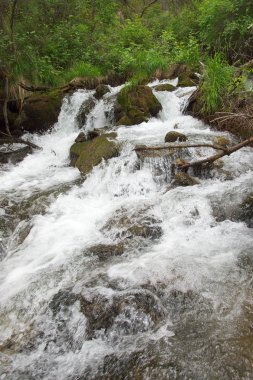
[0,81,253,379]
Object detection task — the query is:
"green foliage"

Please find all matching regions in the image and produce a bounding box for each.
[0,0,252,89]
[201,54,235,113]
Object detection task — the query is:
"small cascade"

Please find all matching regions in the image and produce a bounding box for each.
[0,80,253,380]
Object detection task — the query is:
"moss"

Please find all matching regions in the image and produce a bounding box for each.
[154,84,176,92]
[70,133,118,175]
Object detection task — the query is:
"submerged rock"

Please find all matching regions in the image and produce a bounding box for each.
[213,136,231,147]
[114,85,162,126]
[165,131,187,143]
[75,97,96,128]
[80,289,165,339]
[171,172,200,187]
[88,243,124,259]
[233,193,253,227]
[70,132,119,175]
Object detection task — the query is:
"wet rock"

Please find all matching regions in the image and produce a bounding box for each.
[165,131,187,143]
[80,289,165,339]
[171,172,199,187]
[154,83,176,92]
[70,133,119,175]
[233,193,253,227]
[114,85,162,126]
[49,290,79,316]
[237,249,253,273]
[86,129,100,140]
[16,93,62,133]
[102,210,162,242]
[75,97,96,128]
[88,243,124,259]
[0,145,32,164]
[94,84,110,100]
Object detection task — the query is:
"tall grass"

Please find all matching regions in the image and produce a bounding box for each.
[201,54,235,113]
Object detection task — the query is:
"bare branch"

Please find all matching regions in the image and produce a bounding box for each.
[0,134,42,150]
[178,137,253,170]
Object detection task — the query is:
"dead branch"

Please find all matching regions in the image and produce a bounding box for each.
[178,137,253,170]
[18,82,50,92]
[210,112,253,123]
[134,143,228,152]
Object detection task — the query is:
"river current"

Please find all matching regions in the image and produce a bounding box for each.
[0,81,253,379]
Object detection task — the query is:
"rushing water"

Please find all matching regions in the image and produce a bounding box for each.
[0,81,253,380]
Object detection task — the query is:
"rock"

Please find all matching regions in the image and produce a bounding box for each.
[16,93,62,133]
[154,83,176,92]
[156,63,198,87]
[233,193,253,228]
[88,243,124,259]
[75,97,96,128]
[70,133,118,175]
[213,136,231,147]
[165,131,187,143]
[102,209,162,242]
[94,84,110,100]
[114,85,162,126]
[171,172,199,187]
[80,289,165,339]
[0,145,32,164]
[237,249,253,272]
[75,132,87,143]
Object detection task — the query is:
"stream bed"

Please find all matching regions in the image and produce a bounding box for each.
[0,82,253,379]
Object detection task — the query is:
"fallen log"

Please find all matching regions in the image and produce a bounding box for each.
[134,143,228,152]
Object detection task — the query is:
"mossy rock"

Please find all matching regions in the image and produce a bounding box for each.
[165,131,187,142]
[114,85,162,126]
[16,92,62,133]
[154,83,176,92]
[70,133,118,175]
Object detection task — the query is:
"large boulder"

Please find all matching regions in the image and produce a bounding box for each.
[70,132,119,175]
[15,92,62,133]
[94,84,110,100]
[114,85,162,126]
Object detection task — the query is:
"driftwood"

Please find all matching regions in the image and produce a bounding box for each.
[134,137,253,170]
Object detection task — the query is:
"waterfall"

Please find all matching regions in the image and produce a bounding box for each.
[0,81,253,380]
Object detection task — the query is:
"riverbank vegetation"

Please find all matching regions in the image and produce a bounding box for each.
[0,0,253,121]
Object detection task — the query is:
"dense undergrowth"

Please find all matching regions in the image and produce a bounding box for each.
[0,0,253,114]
